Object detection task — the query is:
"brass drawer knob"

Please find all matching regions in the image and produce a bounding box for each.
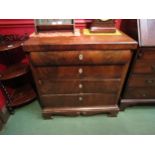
[79,84,83,89]
[79,54,83,61]
[142,93,147,97]
[146,79,154,84]
[78,96,83,101]
[78,68,83,74]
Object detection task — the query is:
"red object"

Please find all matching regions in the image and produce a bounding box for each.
[0,90,5,109]
[0,64,7,109]
[0,19,123,35]
[0,19,34,109]
[0,19,34,35]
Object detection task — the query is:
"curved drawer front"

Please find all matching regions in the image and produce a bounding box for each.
[34,66,123,80]
[41,93,117,108]
[37,79,121,94]
[30,50,131,66]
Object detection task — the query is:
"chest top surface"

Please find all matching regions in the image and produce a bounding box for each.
[23,30,137,52]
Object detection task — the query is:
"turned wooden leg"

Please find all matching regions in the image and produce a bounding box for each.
[108,111,118,117]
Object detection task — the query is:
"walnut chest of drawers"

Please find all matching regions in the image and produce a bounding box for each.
[120,19,155,110]
[23,31,137,119]
[121,48,155,109]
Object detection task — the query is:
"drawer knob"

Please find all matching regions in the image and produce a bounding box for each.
[137,51,143,58]
[142,93,147,97]
[79,84,83,89]
[78,68,83,74]
[146,79,154,84]
[38,80,42,85]
[79,54,83,61]
[151,65,155,71]
[78,96,83,101]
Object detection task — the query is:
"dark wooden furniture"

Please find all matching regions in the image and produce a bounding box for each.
[0,41,36,111]
[23,30,137,119]
[0,104,9,131]
[0,87,10,131]
[121,19,155,110]
[90,19,116,33]
[34,19,75,33]
[0,103,9,122]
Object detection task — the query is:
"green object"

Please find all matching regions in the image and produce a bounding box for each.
[1,100,155,135]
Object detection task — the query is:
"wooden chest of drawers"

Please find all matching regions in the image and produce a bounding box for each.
[23,31,137,118]
[121,48,155,109]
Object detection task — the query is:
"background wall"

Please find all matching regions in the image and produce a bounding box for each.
[0,19,123,35]
[0,19,34,35]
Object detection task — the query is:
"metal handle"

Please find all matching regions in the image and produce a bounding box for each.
[79,84,83,89]
[78,68,83,74]
[142,93,147,97]
[145,79,154,84]
[79,54,83,61]
[78,96,83,101]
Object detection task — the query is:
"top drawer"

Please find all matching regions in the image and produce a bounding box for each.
[137,49,155,61]
[30,50,131,66]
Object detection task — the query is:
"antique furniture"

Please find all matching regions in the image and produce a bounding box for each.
[0,97,9,131]
[0,101,9,131]
[0,80,10,131]
[90,19,116,33]
[0,40,36,112]
[34,19,75,33]
[23,28,137,119]
[121,19,155,110]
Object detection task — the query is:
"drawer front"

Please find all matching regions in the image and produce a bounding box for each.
[138,49,155,61]
[124,87,155,99]
[37,79,121,94]
[133,61,155,74]
[128,75,155,87]
[30,50,131,66]
[41,93,117,107]
[34,66,124,80]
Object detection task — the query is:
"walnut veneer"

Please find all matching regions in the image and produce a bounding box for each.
[23,30,137,119]
[120,19,155,110]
